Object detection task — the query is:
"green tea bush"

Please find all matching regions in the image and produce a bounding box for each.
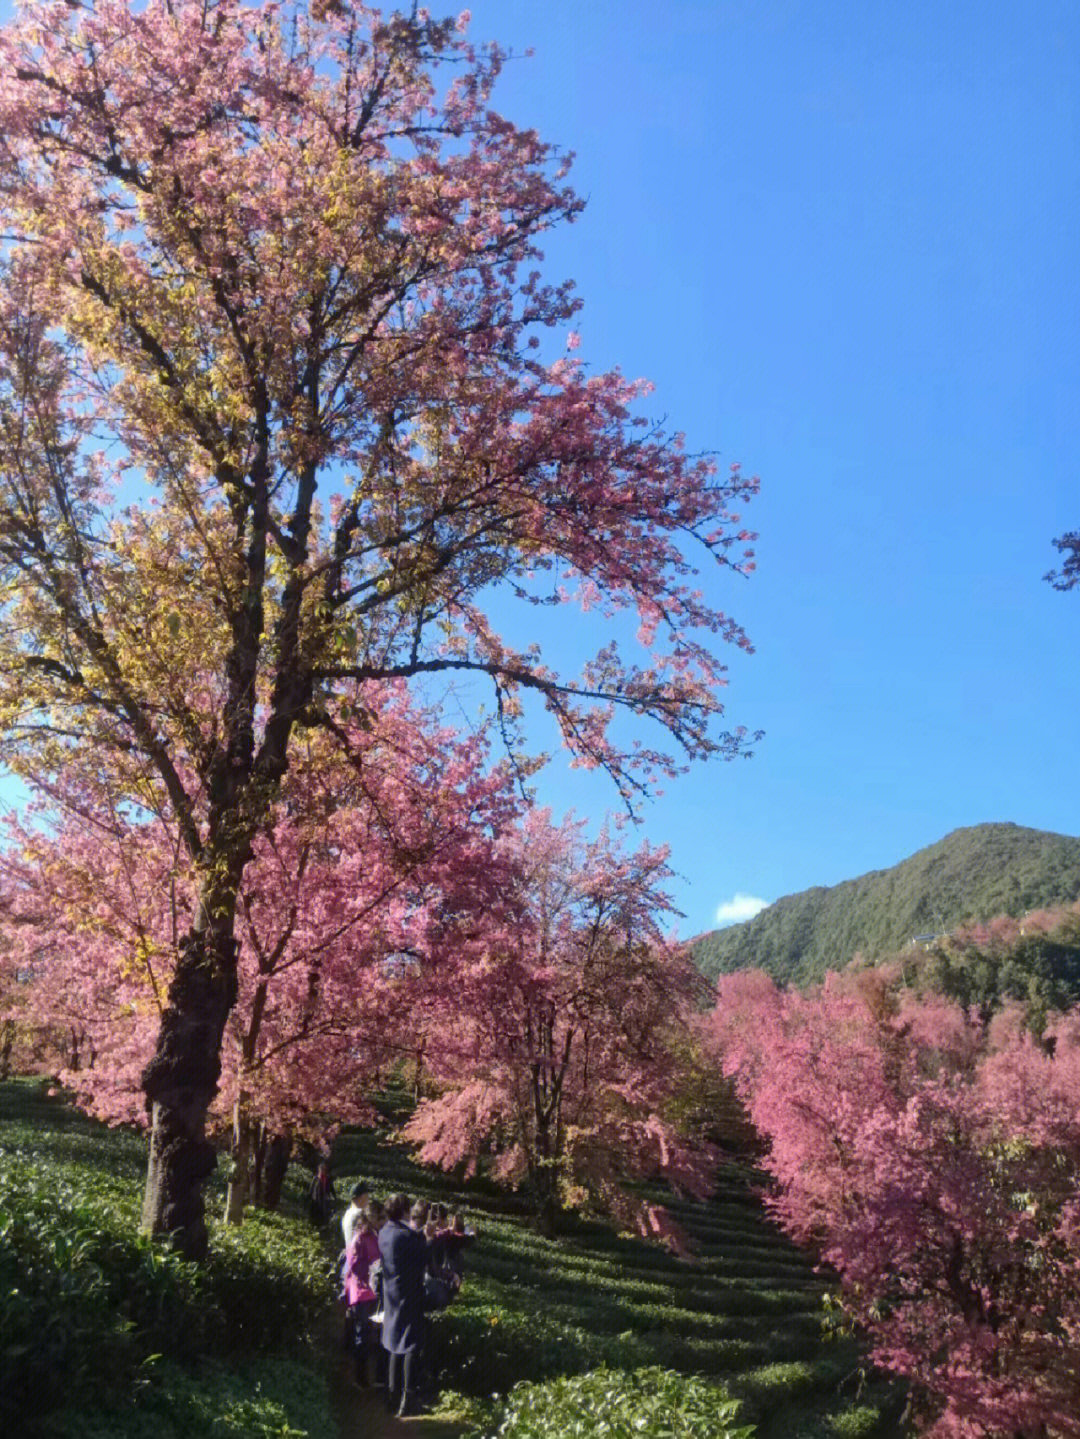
[827,1407,891,1439]
[0,1151,332,1428]
[198,1207,330,1354]
[0,1151,197,1427]
[69,1358,329,1439]
[472,1366,755,1439]
[434,1296,597,1396]
[0,1081,332,1439]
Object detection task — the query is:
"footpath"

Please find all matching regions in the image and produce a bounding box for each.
[319,1302,465,1439]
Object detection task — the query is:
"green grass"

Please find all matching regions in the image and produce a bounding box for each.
[0,1079,335,1439]
[330,1123,909,1439]
[0,1079,908,1439]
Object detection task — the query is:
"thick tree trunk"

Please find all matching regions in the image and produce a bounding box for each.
[140,926,239,1260]
[261,1131,292,1211]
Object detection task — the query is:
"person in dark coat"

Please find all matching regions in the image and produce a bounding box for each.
[377,1193,428,1416]
[442,1211,477,1276]
[307,1161,337,1227]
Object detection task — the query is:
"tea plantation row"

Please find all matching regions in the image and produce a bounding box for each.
[329,1124,908,1438]
[0,1079,908,1438]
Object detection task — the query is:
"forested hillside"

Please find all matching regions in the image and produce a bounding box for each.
[694,823,1080,985]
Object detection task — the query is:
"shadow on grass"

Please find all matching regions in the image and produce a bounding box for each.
[328,1120,910,1439]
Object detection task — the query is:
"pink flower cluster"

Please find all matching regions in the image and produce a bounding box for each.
[712,965,1080,1436]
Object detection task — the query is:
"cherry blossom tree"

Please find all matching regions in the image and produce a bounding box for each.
[711,968,1080,1437]
[0,682,517,1224]
[403,812,716,1242]
[0,928,59,1080]
[0,0,757,1255]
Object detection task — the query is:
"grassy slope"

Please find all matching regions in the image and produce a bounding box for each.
[0,1078,336,1439]
[693,822,1080,986]
[0,1080,907,1439]
[332,1125,908,1439]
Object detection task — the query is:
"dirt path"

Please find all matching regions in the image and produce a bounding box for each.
[320,1308,466,1439]
[328,1380,466,1439]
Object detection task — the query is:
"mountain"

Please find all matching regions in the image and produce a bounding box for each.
[693,823,1080,986]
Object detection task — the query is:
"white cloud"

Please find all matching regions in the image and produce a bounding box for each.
[714,893,770,927]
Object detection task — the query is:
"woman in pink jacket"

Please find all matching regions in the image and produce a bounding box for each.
[343,1203,384,1387]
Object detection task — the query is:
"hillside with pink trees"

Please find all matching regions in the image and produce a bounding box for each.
[709,941,1080,1437]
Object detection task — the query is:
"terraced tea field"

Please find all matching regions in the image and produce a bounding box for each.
[0,1079,908,1437]
[331,1125,909,1438]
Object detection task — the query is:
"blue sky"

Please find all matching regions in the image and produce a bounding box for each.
[1,2,1077,940]
[458,0,1080,934]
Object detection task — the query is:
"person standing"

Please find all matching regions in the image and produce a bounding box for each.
[342,1181,370,1248]
[443,1211,476,1276]
[343,1207,382,1387]
[307,1161,337,1227]
[378,1193,428,1417]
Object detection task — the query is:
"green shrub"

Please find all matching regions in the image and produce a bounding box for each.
[827,1407,890,1439]
[197,1207,330,1354]
[0,1151,197,1426]
[66,1358,330,1439]
[472,1366,755,1439]
[0,1118,330,1435]
[433,1295,597,1396]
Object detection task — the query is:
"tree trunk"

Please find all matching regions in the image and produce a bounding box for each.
[0,1022,13,1079]
[224,1096,254,1225]
[533,1162,561,1237]
[261,1131,292,1211]
[140,925,239,1260]
[530,1060,564,1237]
[251,1121,268,1206]
[531,1109,561,1237]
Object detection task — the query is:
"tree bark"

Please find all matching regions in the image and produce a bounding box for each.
[531,1105,561,1237]
[251,1121,268,1206]
[139,925,239,1260]
[224,1096,254,1225]
[533,1162,561,1238]
[261,1131,292,1211]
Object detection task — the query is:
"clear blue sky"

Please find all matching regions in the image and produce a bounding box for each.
[460,0,1080,934]
[2,2,1077,939]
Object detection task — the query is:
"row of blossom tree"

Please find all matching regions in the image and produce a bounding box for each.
[13,757,1080,1437]
[0,681,713,1241]
[0,0,757,1259]
[710,908,1080,1439]
[9,743,1080,1433]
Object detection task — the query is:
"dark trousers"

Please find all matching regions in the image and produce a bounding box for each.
[386,1347,420,1404]
[348,1301,383,1385]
